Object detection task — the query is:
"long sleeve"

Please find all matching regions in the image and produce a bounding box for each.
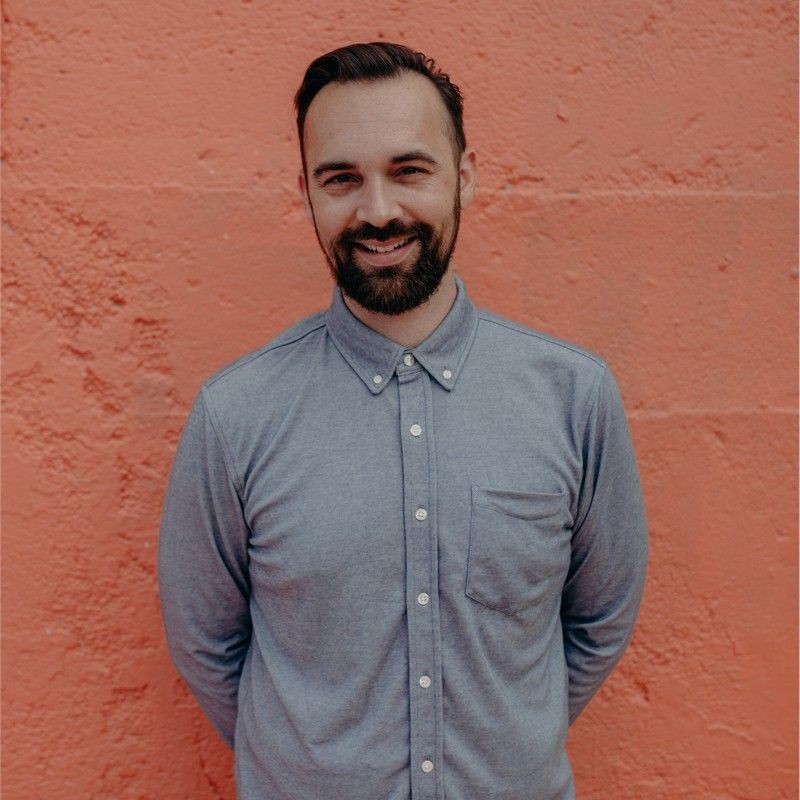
[562,364,649,725]
[157,387,252,748]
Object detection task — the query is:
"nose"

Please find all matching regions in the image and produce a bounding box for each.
[355,178,402,228]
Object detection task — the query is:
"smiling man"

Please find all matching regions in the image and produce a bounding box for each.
[299,66,472,328]
[158,42,649,800]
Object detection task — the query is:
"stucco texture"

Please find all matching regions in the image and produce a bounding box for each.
[2,2,797,798]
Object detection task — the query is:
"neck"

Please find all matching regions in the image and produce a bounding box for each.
[341,269,457,349]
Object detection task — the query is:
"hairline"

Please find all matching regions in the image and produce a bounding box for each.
[299,70,464,179]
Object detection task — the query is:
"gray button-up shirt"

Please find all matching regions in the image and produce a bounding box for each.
[157,273,648,800]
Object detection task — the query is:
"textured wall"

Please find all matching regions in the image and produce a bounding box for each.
[2,2,797,798]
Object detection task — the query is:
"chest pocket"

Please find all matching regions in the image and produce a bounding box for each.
[465,485,572,615]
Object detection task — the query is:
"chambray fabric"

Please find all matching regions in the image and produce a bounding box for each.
[157,272,648,800]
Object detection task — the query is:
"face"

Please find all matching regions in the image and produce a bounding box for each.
[299,71,477,315]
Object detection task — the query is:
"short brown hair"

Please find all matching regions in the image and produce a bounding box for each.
[294,42,466,173]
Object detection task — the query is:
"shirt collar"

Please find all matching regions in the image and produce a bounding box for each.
[325,272,480,395]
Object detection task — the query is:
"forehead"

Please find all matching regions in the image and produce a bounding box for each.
[304,71,454,165]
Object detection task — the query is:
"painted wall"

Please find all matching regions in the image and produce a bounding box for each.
[2,2,797,798]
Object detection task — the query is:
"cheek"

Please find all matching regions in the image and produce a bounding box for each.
[419,185,458,219]
[424,198,458,234]
[314,206,351,245]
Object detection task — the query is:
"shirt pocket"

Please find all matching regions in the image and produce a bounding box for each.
[465,485,572,616]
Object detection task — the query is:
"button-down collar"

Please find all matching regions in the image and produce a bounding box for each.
[325,272,480,395]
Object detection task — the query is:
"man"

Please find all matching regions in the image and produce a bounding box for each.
[157,42,648,800]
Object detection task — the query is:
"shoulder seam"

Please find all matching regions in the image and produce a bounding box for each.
[476,311,607,368]
[198,386,245,497]
[571,364,610,532]
[204,315,327,389]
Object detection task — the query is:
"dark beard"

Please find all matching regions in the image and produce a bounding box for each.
[322,194,461,316]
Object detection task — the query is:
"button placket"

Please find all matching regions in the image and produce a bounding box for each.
[397,366,438,799]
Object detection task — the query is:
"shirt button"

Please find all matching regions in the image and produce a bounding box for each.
[403,353,415,366]
[372,374,383,384]
[417,592,430,605]
[414,507,428,521]
[421,759,434,773]
[410,423,422,436]
[442,369,453,380]
[419,675,431,688]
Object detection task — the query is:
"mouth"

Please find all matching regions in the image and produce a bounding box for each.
[353,236,418,266]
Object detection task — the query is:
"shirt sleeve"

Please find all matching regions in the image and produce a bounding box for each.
[157,387,252,748]
[562,363,649,725]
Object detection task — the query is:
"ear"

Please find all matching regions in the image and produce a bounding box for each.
[298,171,314,223]
[458,148,478,210]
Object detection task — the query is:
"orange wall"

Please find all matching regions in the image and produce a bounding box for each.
[2,2,797,798]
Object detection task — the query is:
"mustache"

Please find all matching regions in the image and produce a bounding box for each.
[337,220,426,246]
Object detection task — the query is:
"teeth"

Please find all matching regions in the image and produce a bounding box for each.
[362,237,410,253]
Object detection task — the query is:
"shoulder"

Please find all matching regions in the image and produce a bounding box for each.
[471,304,625,431]
[198,308,327,406]
[474,305,609,378]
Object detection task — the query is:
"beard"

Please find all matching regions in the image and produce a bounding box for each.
[316,189,461,316]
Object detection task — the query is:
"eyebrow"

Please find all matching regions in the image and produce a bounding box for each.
[390,150,440,167]
[312,161,353,180]
[312,150,440,180]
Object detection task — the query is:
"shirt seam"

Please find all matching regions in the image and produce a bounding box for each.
[476,312,607,367]
[204,316,327,390]
[199,386,246,498]
[571,364,608,532]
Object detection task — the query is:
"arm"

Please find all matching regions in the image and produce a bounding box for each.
[562,364,649,725]
[157,388,252,748]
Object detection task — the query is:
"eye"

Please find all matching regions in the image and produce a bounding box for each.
[324,173,356,186]
[397,166,425,176]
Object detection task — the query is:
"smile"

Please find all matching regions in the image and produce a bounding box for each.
[353,235,419,267]
[356,236,415,254]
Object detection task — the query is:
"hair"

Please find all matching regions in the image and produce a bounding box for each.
[293,42,466,173]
